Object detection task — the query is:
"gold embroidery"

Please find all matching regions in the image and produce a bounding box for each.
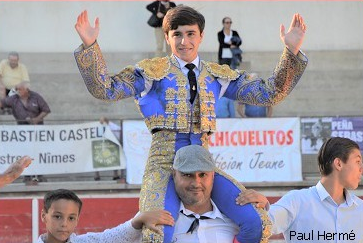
[236,47,307,106]
[177,89,187,100]
[165,101,175,114]
[176,76,187,87]
[208,91,215,102]
[165,88,176,100]
[137,57,170,81]
[74,42,137,101]
[177,115,188,128]
[202,61,239,81]
[140,131,177,242]
[165,115,175,127]
[200,102,208,114]
[177,102,187,114]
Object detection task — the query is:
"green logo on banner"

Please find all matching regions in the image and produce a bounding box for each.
[92,140,120,168]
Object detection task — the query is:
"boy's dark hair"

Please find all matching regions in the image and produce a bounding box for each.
[318,137,360,176]
[163,5,205,34]
[43,189,83,213]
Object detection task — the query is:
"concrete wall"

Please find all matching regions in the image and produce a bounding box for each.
[0,1,362,53]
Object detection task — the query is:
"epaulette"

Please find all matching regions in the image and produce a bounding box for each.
[202,61,240,81]
[136,57,170,81]
[116,65,136,83]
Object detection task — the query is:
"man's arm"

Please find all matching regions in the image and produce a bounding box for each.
[131,210,174,234]
[220,14,307,106]
[75,210,174,242]
[29,93,51,124]
[237,189,297,235]
[74,11,146,102]
[0,74,5,99]
[280,13,306,56]
[30,111,49,125]
[75,10,99,48]
[0,156,32,188]
[21,65,30,82]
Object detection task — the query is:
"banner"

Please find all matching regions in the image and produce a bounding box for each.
[210,117,302,182]
[301,117,332,154]
[331,117,363,152]
[0,122,126,175]
[301,116,363,154]
[122,120,152,184]
[123,118,302,184]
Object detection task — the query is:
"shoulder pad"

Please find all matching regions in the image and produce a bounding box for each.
[117,65,136,82]
[202,61,240,81]
[136,57,170,81]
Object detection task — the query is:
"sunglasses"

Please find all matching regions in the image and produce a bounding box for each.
[224,21,232,24]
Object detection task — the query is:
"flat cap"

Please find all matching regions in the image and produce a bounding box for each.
[173,145,215,173]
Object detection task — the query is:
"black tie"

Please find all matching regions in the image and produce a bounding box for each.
[185,63,197,103]
[182,212,211,234]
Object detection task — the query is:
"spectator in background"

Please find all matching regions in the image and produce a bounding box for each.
[146,0,176,57]
[0,81,50,182]
[0,81,50,125]
[94,116,125,182]
[215,97,235,118]
[0,52,30,114]
[0,156,32,188]
[218,17,242,69]
[237,137,363,243]
[237,73,273,118]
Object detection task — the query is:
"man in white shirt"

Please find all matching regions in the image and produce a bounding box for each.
[238,137,363,243]
[170,145,239,243]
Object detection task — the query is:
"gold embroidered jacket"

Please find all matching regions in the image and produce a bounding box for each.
[74,42,307,133]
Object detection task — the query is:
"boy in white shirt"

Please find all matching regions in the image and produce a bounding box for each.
[37,189,174,243]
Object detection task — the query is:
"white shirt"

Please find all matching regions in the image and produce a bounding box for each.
[37,219,142,243]
[269,181,363,243]
[172,200,239,243]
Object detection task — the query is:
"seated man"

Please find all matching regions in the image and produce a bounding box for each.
[0,81,50,125]
[238,137,363,243]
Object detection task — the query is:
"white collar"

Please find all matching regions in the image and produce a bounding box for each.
[179,199,227,222]
[316,181,357,206]
[173,54,200,71]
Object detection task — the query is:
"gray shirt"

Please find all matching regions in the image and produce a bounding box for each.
[1,90,50,124]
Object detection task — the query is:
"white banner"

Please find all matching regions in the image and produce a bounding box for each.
[122,120,152,184]
[123,118,302,184]
[0,122,126,175]
[210,118,302,182]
